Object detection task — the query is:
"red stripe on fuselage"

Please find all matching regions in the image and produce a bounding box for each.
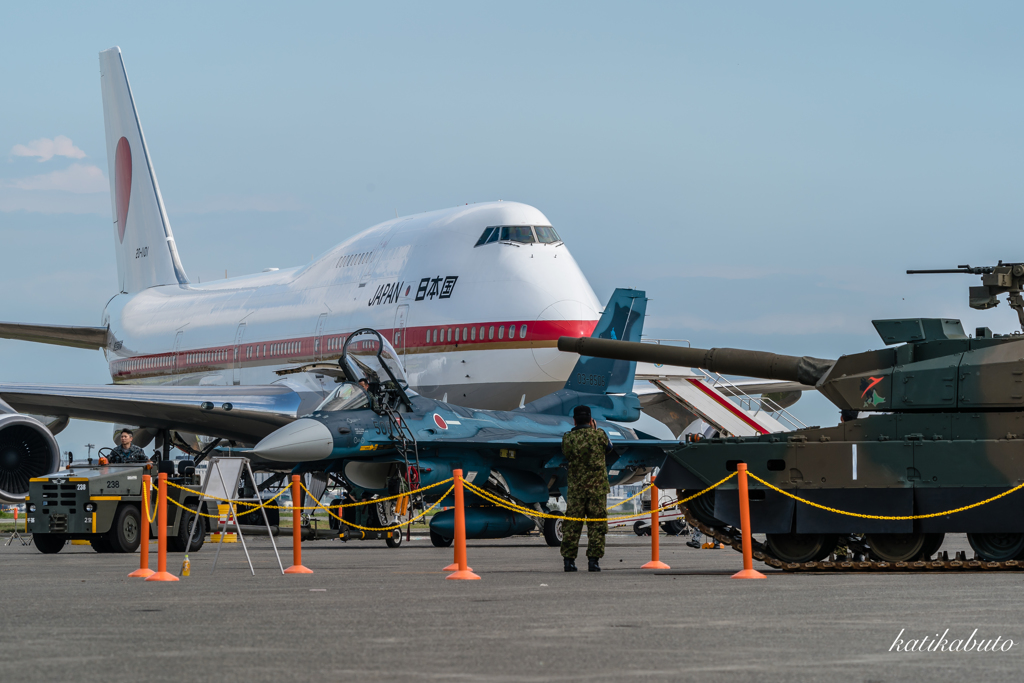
[109,319,598,379]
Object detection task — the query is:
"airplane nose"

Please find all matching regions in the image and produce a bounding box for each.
[253,419,334,462]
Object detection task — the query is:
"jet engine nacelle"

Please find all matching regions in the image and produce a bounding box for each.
[0,413,61,503]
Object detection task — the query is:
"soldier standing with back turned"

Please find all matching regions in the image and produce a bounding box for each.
[560,405,613,572]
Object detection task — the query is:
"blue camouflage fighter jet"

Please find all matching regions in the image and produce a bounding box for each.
[252,288,674,546]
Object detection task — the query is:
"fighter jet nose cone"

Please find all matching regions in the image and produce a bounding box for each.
[254,419,334,462]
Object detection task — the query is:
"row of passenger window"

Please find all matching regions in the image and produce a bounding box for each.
[119,356,171,373]
[245,341,301,359]
[428,324,528,344]
[185,350,229,365]
[475,225,562,247]
[335,251,374,268]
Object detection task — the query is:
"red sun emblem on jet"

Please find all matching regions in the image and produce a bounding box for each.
[433,414,448,430]
[114,137,132,243]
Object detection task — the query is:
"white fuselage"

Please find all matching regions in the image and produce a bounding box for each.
[102,202,601,409]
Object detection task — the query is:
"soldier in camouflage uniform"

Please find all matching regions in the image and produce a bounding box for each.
[560,405,613,572]
[107,429,149,464]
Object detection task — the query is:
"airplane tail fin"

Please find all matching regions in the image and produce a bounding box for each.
[563,288,647,395]
[99,47,188,293]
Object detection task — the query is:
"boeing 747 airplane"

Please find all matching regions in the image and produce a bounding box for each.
[0,48,602,502]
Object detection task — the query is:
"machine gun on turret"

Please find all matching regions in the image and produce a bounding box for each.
[907,261,1024,331]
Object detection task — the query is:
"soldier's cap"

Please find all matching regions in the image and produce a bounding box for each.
[573,405,592,424]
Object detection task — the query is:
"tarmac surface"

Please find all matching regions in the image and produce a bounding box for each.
[2,529,1022,682]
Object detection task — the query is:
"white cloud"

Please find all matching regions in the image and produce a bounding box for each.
[11,135,87,162]
[9,163,108,194]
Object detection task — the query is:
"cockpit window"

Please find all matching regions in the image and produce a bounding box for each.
[475,227,495,247]
[500,226,535,243]
[315,383,371,412]
[476,225,561,247]
[534,226,561,243]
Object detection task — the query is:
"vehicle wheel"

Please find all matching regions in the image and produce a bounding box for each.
[917,533,945,560]
[968,532,1024,562]
[430,529,453,548]
[386,529,403,548]
[633,520,651,536]
[106,504,142,553]
[866,532,925,562]
[169,508,204,552]
[766,533,837,563]
[238,500,280,527]
[543,517,564,546]
[90,537,114,553]
[327,498,343,531]
[662,519,687,536]
[682,489,724,528]
[33,534,67,554]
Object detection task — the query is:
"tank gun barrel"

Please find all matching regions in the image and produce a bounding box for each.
[557,337,834,386]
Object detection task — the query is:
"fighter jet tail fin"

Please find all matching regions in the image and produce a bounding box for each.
[563,288,646,395]
[99,47,189,293]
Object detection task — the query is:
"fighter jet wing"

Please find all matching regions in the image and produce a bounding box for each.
[0,383,305,444]
[434,428,677,456]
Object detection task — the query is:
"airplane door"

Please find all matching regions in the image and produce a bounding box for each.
[232,323,246,385]
[172,331,183,385]
[393,304,409,363]
[313,313,328,361]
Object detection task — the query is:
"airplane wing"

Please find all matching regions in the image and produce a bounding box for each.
[0,383,306,444]
[0,322,109,350]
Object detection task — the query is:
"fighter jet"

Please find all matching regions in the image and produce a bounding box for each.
[250,289,674,546]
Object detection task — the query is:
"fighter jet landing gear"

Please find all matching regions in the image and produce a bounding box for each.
[328,487,408,548]
[430,529,453,548]
[543,517,564,547]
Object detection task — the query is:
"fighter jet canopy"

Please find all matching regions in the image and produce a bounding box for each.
[341,328,414,409]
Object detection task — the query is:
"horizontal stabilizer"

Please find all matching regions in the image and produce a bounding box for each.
[0,322,109,350]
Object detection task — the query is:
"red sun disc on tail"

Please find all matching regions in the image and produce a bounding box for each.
[115,137,132,243]
[433,414,448,430]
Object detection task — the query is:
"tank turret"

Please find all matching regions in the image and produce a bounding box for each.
[559,266,1024,568]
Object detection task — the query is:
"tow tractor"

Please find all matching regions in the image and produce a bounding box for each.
[26,455,207,554]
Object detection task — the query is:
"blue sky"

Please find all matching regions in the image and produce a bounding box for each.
[3,2,1024,453]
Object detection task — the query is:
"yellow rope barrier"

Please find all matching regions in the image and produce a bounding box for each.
[165,476,453,510]
[165,494,222,518]
[460,472,737,523]
[299,482,456,532]
[746,472,1024,520]
[606,482,655,510]
[142,483,156,524]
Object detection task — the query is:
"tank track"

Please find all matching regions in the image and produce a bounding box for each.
[681,507,1024,572]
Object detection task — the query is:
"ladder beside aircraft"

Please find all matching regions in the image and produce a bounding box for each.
[380,402,423,508]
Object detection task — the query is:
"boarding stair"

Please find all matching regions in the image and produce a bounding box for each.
[636,340,807,438]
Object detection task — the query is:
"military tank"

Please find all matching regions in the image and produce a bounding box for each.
[558,262,1024,566]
